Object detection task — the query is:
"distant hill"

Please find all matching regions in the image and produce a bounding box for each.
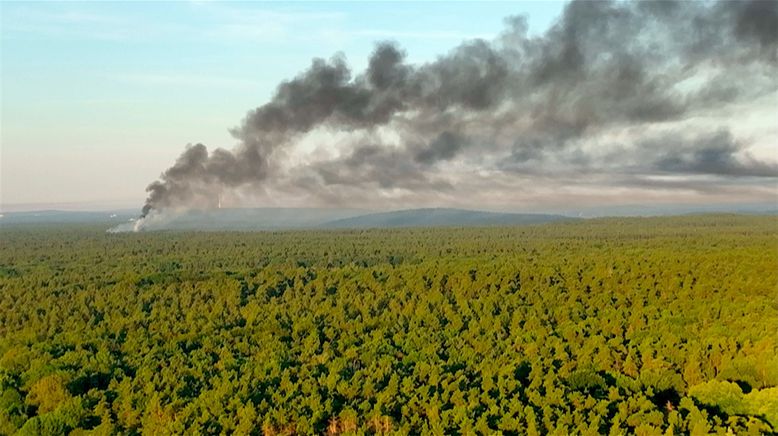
[0,208,368,230]
[149,208,368,230]
[322,208,573,229]
[564,202,778,217]
[143,208,573,230]
[0,210,137,225]
[12,206,774,231]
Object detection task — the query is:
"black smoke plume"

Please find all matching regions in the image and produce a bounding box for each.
[140,0,778,218]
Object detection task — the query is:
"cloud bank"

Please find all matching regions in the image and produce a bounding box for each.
[140,0,778,219]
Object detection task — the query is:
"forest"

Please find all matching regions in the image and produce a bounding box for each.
[0,215,776,435]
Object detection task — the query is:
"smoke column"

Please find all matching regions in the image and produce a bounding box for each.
[133,0,778,229]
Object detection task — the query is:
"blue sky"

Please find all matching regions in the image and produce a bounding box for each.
[1,1,566,209]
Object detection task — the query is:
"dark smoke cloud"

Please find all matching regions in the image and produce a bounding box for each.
[140,0,778,217]
[650,131,778,178]
[414,132,467,165]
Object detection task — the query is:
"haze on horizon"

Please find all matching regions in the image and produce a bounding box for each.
[2,1,777,215]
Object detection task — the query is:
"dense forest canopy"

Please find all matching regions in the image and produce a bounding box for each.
[0,215,777,434]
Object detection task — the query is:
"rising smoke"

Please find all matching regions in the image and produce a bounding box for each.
[136,0,778,227]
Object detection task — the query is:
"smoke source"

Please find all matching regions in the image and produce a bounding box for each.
[128,0,777,231]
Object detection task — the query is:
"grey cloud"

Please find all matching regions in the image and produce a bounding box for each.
[651,131,778,178]
[310,143,451,191]
[414,132,467,165]
[730,0,778,59]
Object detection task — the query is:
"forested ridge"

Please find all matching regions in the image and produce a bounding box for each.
[0,215,776,435]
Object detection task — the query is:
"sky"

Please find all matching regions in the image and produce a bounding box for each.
[1,0,776,214]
